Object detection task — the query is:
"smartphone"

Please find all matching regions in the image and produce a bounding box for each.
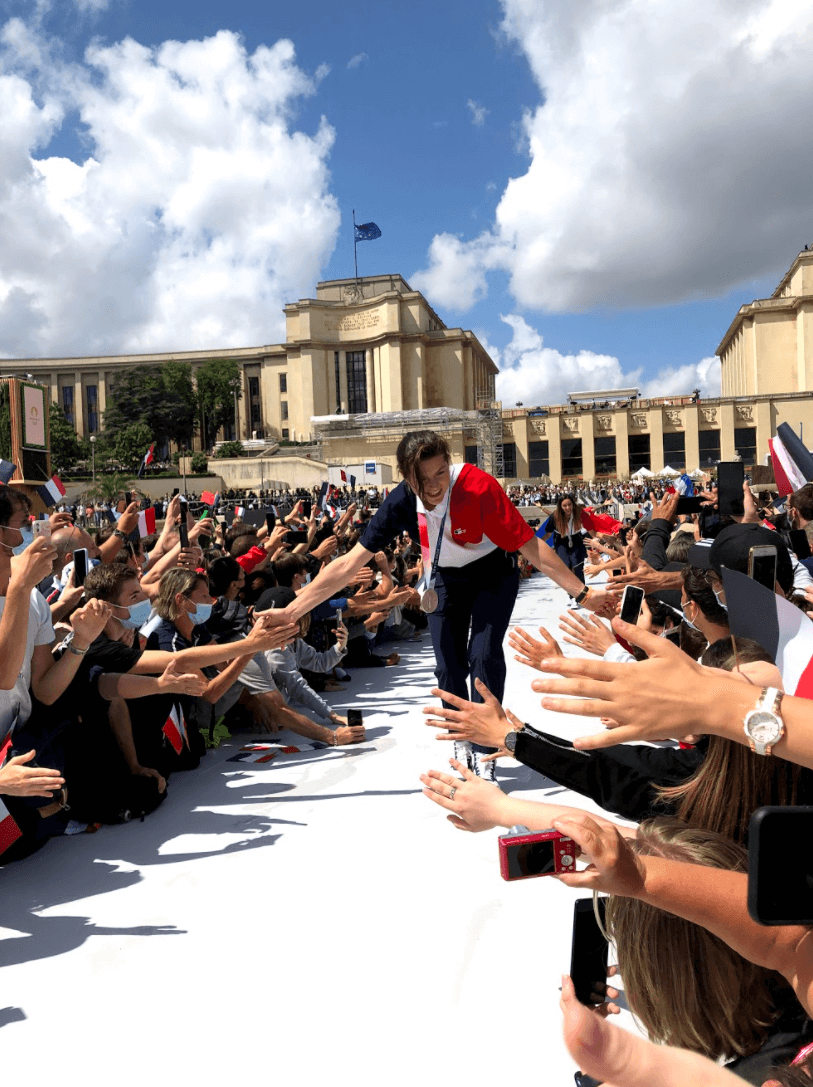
[32,518,51,540]
[178,518,189,549]
[217,515,226,525]
[748,544,777,591]
[498,826,577,881]
[336,608,343,624]
[172,488,180,497]
[619,585,645,625]
[285,530,308,546]
[788,528,811,560]
[71,547,89,586]
[347,708,363,727]
[662,625,682,645]
[265,511,276,533]
[570,897,609,1006]
[676,496,704,514]
[302,500,312,519]
[717,461,745,517]
[617,527,628,545]
[748,807,813,925]
[125,491,132,507]
[179,498,188,524]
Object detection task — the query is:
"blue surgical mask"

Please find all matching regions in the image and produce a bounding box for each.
[117,598,152,629]
[12,527,33,555]
[187,601,212,626]
[713,589,728,612]
[681,601,701,633]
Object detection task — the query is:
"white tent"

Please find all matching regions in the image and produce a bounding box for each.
[632,467,655,479]
[688,468,706,480]
[660,466,682,478]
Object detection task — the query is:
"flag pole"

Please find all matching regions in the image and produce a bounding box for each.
[353,208,358,281]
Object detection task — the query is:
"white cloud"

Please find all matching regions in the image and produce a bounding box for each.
[416,0,813,313]
[494,314,720,406]
[74,0,110,12]
[0,22,340,356]
[466,98,488,126]
[347,51,368,69]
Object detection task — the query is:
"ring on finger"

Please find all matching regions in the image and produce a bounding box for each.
[449,786,456,801]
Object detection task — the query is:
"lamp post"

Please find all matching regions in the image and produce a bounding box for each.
[90,435,96,484]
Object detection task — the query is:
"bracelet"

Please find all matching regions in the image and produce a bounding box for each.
[68,642,88,656]
[332,731,338,747]
[574,585,592,606]
[113,529,127,540]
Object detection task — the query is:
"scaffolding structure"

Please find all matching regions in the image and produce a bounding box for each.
[311,401,506,475]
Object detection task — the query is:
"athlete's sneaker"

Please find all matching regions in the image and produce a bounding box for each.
[472,749,497,783]
[453,740,473,772]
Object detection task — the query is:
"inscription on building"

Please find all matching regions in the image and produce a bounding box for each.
[326,311,381,334]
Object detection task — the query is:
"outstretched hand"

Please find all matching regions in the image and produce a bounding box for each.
[507,625,563,671]
[420,757,509,832]
[423,678,512,750]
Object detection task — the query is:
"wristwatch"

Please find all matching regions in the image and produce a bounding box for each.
[574,585,591,606]
[743,687,785,755]
[113,529,127,540]
[504,722,526,754]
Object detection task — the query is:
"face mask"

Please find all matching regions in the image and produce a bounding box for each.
[12,527,33,555]
[187,601,212,626]
[303,573,311,586]
[713,589,728,612]
[116,598,152,629]
[681,601,701,633]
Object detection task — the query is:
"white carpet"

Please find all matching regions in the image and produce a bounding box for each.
[0,573,642,1085]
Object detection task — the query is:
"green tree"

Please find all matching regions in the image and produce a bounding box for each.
[49,401,85,471]
[196,359,241,450]
[213,440,244,459]
[111,422,154,470]
[190,451,209,472]
[103,363,196,450]
[87,472,136,504]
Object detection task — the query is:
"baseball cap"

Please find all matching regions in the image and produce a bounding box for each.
[709,523,794,593]
[255,586,297,613]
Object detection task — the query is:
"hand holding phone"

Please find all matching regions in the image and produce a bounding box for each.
[178,517,189,549]
[32,518,51,540]
[570,898,609,1005]
[73,547,89,587]
[619,585,645,625]
[717,462,745,517]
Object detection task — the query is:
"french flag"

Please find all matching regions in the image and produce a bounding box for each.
[0,798,22,856]
[581,508,624,534]
[722,567,813,699]
[137,508,156,538]
[340,470,347,483]
[137,443,156,479]
[234,505,245,518]
[162,705,188,755]
[675,472,695,497]
[37,474,66,508]
[769,423,813,497]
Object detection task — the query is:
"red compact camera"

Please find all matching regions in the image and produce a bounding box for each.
[498,826,577,881]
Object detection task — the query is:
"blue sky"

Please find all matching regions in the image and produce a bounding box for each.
[1,0,811,404]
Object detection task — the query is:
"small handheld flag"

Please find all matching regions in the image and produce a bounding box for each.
[200,490,216,508]
[37,475,66,508]
[137,508,157,538]
[162,704,188,756]
[137,443,155,479]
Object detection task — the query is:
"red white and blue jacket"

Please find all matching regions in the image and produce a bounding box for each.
[359,462,534,562]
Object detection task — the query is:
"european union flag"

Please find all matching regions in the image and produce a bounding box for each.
[354,222,381,242]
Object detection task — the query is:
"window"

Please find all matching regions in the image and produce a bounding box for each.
[281,401,288,421]
[501,442,517,478]
[346,351,367,414]
[699,430,721,468]
[594,436,616,476]
[663,431,686,469]
[464,446,478,465]
[279,373,287,394]
[62,385,74,426]
[334,352,341,410]
[85,384,98,434]
[281,428,289,440]
[628,434,651,473]
[528,440,549,478]
[561,438,583,478]
[248,375,262,429]
[734,426,757,466]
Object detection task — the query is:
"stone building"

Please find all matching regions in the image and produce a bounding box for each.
[0,274,497,449]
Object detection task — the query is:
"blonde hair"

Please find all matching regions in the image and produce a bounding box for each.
[155,568,207,622]
[606,820,784,1061]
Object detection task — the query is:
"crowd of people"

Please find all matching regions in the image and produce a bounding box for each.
[418,476,813,1087]
[0,487,429,858]
[11,434,813,1086]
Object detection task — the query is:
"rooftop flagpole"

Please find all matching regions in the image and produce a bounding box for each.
[353,208,358,281]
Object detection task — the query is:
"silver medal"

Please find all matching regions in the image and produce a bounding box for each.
[420,587,439,613]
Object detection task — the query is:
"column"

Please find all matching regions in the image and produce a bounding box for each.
[650,409,665,473]
[548,415,563,484]
[719,402,736,461]
[515,417,530,479]
[338,350,348,413]
[615,411,630,478]
[685,406,701,472]
[73,374,85,437]
[98,371,107,417]
[365,349,376,413]
[755,399,773,465]
[581,413,596,481]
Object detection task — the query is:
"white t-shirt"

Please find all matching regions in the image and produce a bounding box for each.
[0,588,55,743]
[416,464,498,569]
